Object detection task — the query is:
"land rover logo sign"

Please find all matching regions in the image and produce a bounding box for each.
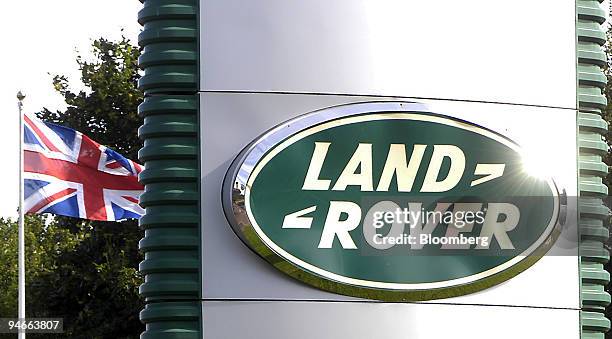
[223,102,560,301]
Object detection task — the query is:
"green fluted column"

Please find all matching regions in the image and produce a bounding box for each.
[577,0,611,338]
[137,0,201,338]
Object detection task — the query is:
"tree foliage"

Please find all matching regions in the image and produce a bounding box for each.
[0,37,144,338]
[0,216,83,318]
[39,37,142,159]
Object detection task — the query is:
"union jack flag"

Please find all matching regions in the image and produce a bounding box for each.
[23,112,144,221]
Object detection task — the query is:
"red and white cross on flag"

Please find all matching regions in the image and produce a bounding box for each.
[23,112,144,221]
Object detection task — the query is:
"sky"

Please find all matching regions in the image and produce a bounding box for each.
[0,1,142,218]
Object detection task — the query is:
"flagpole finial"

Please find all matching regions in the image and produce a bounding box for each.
[17,91,25,111]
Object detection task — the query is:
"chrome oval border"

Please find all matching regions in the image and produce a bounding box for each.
[222,101,562,300]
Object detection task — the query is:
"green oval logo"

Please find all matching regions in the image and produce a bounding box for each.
[224,102,560,301]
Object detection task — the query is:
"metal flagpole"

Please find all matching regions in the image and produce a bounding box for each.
[17,91,25,339]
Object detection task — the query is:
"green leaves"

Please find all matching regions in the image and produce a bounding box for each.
[38,36,143,160]
[30,218,144,338]
[0,215,81,319]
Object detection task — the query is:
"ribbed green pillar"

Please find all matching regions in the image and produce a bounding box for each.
[577,0,611,338]
[137,0,201,338]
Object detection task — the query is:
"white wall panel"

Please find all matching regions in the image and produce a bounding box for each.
[202,301,579,339]
[201,0,576,108]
